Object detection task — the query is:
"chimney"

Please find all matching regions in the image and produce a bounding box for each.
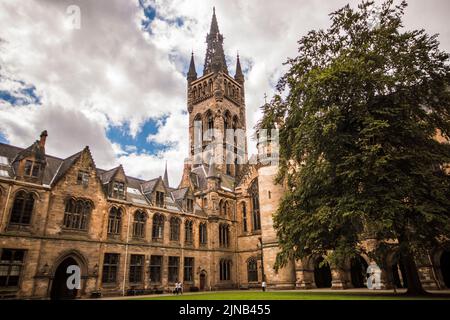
[39,130,48,148]
[184,158,192,171]
[178,158,193,189]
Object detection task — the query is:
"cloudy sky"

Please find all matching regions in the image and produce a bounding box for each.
[0,0,449,186]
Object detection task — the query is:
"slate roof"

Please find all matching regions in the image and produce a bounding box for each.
[189,163,235,192]
[140,178,159,194]
[171,187,189,200]
[51,151,82,185]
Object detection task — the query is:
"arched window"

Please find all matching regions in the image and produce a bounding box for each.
[247,258,258,282]
[241,202,247,232]
[250,179,261,231]
[219,223,230,248]
[63,198,92,230]
[208,79,213,93]
[232,116,238,132]
[219,259,232,281]
[199,223,207,246]
[170,217,180,241]
[152,213,165,241]
[218,199,223,215]
[132,210,147,238]
[185,220,193,244]
[224,113,230,131]
[107,207,122,235]
[204,110,214,140]
[10,191,35,225]
[222,201,227,216]
[208,112,214,130]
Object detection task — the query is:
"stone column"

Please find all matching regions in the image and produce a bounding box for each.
[295,260,315,289]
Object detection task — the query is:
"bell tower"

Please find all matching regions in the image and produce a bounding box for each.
[187,8,247,177]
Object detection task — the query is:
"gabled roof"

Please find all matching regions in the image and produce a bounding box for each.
[189,163,235,192]
[51,151,83,186]
[0,142,63,185]
[0,141,208,215]
[141,177,159,194]
[171,187,189,200]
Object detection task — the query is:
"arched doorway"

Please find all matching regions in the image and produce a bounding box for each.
[50,257,79,300]
[199,272,207,291]
[391,255,408,289]
[440,250,450,288]
[350,256,368,288]
[314,257,332,288]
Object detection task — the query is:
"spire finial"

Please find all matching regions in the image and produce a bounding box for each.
[203,7,228,75]
[187,51,197,81]
[234,52,244,82]
[163,160,169,187]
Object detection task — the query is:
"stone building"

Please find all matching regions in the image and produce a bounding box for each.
[0,9,449,299]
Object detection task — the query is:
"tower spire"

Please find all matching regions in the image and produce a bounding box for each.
[187,51,197,82]
[163,161,169,187]
[203,8,228,75]
[234,53,244,83]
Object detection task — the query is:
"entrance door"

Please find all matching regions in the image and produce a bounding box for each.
[50,257,79,300]
[440,250,450,288]
[350,256,368,288]
[314,257,332,288]
[200,272,206,291]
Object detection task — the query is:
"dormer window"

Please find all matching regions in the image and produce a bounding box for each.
[24,160,40,177]
[186,198,194,212]
[112,181,125,199]
[156,191,164,207]
[77,171,89,187]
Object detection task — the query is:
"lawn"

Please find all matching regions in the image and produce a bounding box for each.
[132,290,450,300]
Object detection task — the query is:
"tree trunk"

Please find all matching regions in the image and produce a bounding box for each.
[400,249,427,296]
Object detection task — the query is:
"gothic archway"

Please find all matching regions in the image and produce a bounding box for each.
[440,250,450,288]
[350,256,368,288]
[50,257,79,300]
[199,271,207,291]
[313,257,332,288]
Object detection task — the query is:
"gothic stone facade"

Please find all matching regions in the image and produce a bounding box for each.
[0,9,449,299]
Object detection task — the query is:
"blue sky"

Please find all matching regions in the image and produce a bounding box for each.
[1,0,449,184]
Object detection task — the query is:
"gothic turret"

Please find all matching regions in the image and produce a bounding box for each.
[187,52,197,83]
[234,54,244,84]
[203,7,228,75]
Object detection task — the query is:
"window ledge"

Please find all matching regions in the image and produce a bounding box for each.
[61,228,88,233]
[101,283,119,288]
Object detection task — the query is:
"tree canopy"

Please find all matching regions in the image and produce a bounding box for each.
[258,0,450,294]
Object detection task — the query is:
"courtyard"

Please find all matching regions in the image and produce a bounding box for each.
[113,289,450,300]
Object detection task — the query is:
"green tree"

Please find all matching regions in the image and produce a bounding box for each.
[259,0,450,295]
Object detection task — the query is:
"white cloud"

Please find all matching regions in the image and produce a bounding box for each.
[0,0,449,187]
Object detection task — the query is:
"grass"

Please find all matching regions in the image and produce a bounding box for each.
[131,290,450,300]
